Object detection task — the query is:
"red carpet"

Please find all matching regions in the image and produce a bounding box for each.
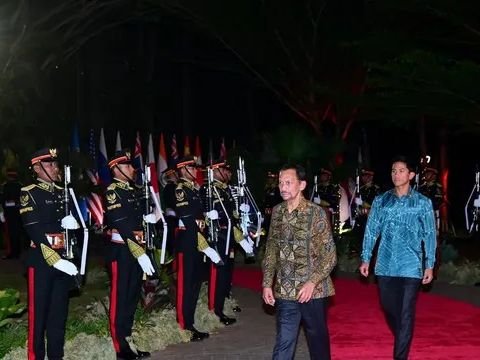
[233,268,480,359]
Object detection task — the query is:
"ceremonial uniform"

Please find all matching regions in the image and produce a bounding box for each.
[174,156,216,340]
[104,150,152,360]
[419,181,443,211]
[203,165,239,326]
[353,175,381,234]
[1,171,23,259]
[20,148,79,360]
[317,169,341,235]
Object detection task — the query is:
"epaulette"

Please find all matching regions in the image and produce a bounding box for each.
[178,180,195,191]
[21,184,36,191]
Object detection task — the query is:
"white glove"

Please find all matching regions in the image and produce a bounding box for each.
[53,259,78,276]
[202,247,221,264]
[137,254,155,276]
[239,239,254,254]
[61,215,80,230]
[313,196,321,205]
[474,196,480,208]
[355,197,363,206]
[246,236,254,247]
[206,210,219,220]
[239,203,250,213]
[143,213,157,224]
[0,211,5,223]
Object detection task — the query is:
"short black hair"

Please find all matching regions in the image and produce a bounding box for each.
[279,163,307,181]
[391,155,415,172]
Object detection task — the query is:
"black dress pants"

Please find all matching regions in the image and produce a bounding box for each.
[377,276,422,360]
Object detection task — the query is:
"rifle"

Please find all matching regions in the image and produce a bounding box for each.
[63,165,89,285]
[144,166,168,265]
[236,157,263,248]
[310,175,319,203]
[349,168,361,228]
[206,166,225,264]
[465,167,480,233]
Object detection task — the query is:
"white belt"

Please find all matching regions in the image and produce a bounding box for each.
[178,219,185,227]
[5,201,16,207]
[111,232,124,243]
[166,208,177,217]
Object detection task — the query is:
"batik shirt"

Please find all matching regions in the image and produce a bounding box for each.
[262,197,336,300]
[361,187,436,279]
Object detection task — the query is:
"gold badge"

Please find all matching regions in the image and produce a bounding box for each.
[20,194,30,207]
[106,192,117,204]
[175,189,185,202]
[49,148,57,158]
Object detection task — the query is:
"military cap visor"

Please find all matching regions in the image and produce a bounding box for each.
[176,156,198,169]
[320,168,332,176]
[31,148,58,165]
[210,159,227,169]
[108,150,132,168]
[424,167,438,174]
[361,169,375,176]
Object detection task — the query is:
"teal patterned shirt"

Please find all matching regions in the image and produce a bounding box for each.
[361,187,436,279]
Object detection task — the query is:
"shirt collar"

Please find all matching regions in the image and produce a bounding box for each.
[280,196,308,215]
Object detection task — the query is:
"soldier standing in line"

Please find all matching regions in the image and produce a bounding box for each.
[317,168,341,236]
[20,148,80,360]
[203,160,254,326]
[104,149,155,360]
[1,169,24,259]
[174,156,222,341]
[418,167,444,231]
[353,169,381,234]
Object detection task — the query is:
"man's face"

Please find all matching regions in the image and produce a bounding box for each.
[391,162,415,187]
[278,169,306,201]
[181,165,197,181]
[361,174,373,184]
[34,161,59,182]
[114,163,135,181]
[319,173,330,183]
[213,168,227,182]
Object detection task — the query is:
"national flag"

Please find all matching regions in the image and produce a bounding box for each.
[98,128,111,185]
[133,131,144,184]
[194,136,202,165]
[171,134,179,162]
[157,133,168,180]
[86,129,104,226]
[115,130,122,151]
[147,134,160,197]
[219,137,227,160]
[183,135,191,156]
[194,136,204,185]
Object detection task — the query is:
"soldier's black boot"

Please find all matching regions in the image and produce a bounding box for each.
[217,313,236,326]
[136,349,151,358]
[187,327,209,342]
[116,348,138,360]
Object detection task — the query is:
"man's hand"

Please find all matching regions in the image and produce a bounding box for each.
[422,268,434,284]
[143,213,157,224]
[53,259,79,276]
[359,262,369,277]
[262,287,275,306]
[297,281,315,303]
[61,215,80,230]
[137,254,156,276]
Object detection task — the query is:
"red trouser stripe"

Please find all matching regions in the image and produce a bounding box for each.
[209,263,217,311]
[176,253,185,329]
[27,267,35,360]
[109,261,120,352]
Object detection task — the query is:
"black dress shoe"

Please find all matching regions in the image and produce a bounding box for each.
[187,327,209,342]
[218,314,236,326]
[116,349,138,360]
[135,350,150,358]
[232,306,242,312]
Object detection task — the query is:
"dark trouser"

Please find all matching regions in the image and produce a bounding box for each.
[208,230,233,315]
[273,297,331,360]
[27,263,71,360]
[377,276,422,360]
[175,230,204,329]
[108,244,143,353]
[165,216,177,257]
[3,214,23,258]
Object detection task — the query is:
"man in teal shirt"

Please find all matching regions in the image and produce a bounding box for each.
[360,155,436,360]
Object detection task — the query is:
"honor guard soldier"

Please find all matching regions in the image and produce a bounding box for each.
[419,167,444,229]
[20,148,80,360]
[203,160,254,326]
[317,168,341,233]
[174,156,222,341]
[262,172,282,236]
[160,166,178,258]
[1,169,23,259]
[353,169,381,234]
[104,150,154,360]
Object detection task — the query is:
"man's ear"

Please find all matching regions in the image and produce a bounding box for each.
[300,180,307,191]
[409,171,416,181]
